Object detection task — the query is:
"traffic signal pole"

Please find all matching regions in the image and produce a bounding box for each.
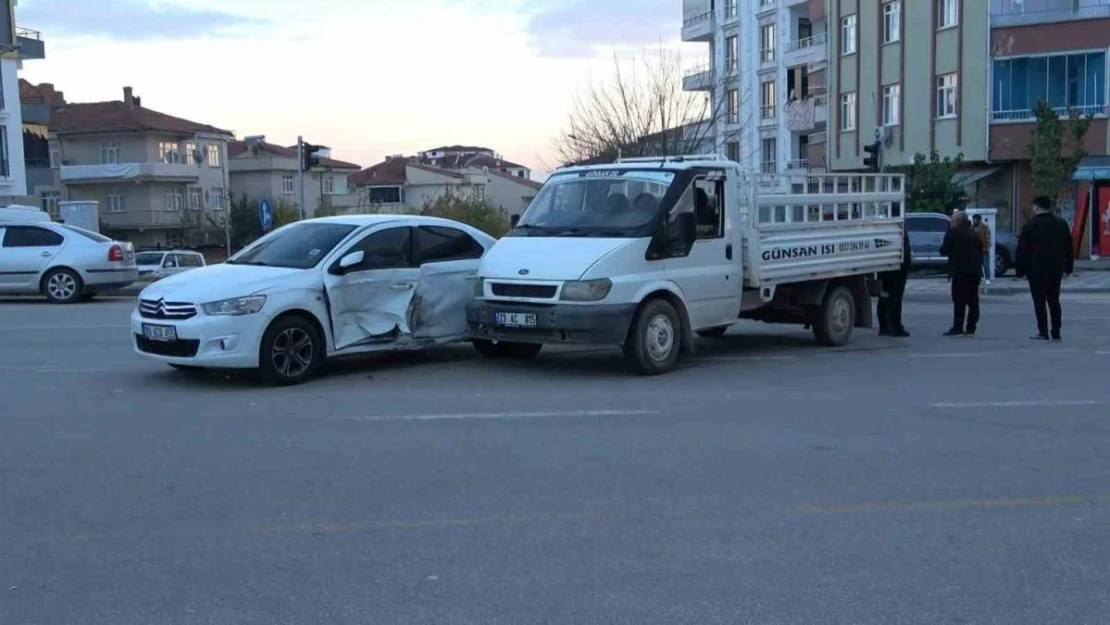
[297,135,307,221]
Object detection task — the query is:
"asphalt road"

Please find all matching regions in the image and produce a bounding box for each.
[3,294,1110,624]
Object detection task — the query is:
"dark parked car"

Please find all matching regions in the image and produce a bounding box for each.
[906,212,1018,276]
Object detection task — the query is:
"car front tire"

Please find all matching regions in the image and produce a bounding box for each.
[257,316,323,386]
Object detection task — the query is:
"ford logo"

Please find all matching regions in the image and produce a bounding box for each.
[518,269,530,275]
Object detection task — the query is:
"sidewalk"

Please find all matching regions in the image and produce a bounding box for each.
[906,271,1110,299]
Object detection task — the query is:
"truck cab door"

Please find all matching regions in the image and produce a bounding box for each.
[323,226,418,350]
[663,171,743,329]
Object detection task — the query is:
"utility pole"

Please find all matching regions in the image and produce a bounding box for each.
[297,135,306,221]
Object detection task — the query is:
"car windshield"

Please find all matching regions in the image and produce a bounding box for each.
[135,252,164,265]
[512,169,676,237]
[61,224,112,243]
[227,222,358,269]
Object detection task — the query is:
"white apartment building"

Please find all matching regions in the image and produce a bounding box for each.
[681,0,829,175]
[1,0,47,203]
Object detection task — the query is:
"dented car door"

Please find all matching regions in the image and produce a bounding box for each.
[324,226,419,350]
[410,225,485,339]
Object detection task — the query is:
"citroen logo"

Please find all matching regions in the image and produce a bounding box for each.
[154,298,166,317]
[518,269,530,276]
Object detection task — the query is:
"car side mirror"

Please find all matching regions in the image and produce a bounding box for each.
[510,214,521,227]
[333,250,364,275]
[664,211,696,255]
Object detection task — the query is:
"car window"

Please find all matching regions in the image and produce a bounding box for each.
[355,227,413,270]
[180,253,204,267]
[415,226,484,264]
[60,224,112,243]
[2,226,64,248]
[164,254,181,267]
[906,216,947,233]
[135,252,164,265]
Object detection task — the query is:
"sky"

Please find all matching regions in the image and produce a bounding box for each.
[18,0,687,177]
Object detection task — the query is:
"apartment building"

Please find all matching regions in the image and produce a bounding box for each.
[228,139,361,216]
[347,153,541,216]
[1,0,47,204]
[49,87,233,247]
[826,0,1108,242]
[681,0,828,176]
[21,79,62,206]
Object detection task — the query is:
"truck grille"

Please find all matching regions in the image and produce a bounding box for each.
[138,298,198,320]
[490,283,558,299]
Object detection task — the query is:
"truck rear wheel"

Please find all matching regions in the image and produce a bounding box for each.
[813,285,855,347]
[624,299,681,375]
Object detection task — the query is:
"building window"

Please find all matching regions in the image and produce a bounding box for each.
[210,188,225,210]
[368,187,403,204]
[184,141,198,165]
[725,35,738,73]
[0,127,8,177]
[163,188,184,211]
[100,142,122,165]
[883,1,900,44]
[882,84,901,126]
[188,187,202,210]
[727,88,740,123]
[840,15,856,55]
[840,92,857,131]
[761,81,777,119]
[159,141,180,164]
[41,191,60,216]
[761,138,776,174]
[937,73,958,119]
[760,24,775,63]
[724,0,737,17]
[207,144,221,167]
[49,145,61,169]
[991,52,1106,121]
[726,141,740,162]
[323,175,335,194]
[106,191,125,213]
[938,0,958,29]
[281,174,295,194]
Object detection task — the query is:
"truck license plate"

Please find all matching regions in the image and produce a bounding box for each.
[142,323,177,342]
[494,312,537,328]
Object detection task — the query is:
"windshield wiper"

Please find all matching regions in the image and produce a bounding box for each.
[512,224,555,236]
[229,260,269,266]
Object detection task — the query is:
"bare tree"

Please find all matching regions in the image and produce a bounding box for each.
[552,47,753,167]
[176,208,226,248]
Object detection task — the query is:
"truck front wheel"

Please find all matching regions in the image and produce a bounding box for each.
[813,285,855,347]
[624,299,682,375]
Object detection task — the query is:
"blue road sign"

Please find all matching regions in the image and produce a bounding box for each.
[259,199,274,230]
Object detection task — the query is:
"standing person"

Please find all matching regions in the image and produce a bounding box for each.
[972,214,991,280]
[877,228,912,337]
[1015,196,1074,341]
[939,211,984,337]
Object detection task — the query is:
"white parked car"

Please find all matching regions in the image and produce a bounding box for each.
[0,221,137,303]
[135,249,206,280]
[131,215,497,386]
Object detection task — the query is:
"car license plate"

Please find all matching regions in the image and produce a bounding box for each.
[142,323,177,342]
[494,312,537,328]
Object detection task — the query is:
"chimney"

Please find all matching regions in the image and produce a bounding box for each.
[123,86,134,107]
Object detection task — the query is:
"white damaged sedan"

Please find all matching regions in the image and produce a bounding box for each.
[131,215,496,385]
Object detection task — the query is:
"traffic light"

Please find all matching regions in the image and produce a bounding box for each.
[862,140,881,172]
[301,142,322,171]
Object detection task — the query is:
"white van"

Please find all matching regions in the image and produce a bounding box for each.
[0,205,52,223]
[467,155,907,374]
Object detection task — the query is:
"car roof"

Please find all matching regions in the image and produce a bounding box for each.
[306,214,464,227]
[907,212,948,219]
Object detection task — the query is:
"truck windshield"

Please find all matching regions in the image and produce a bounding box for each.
[512,170,676,237]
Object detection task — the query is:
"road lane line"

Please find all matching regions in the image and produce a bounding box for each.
[345,409,661,422]
[1,324,132,330]
[931,400,1104,409]
[793,493,1110,515]
[702,356,799,362]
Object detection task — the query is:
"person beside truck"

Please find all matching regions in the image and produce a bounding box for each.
[939,210,984,337]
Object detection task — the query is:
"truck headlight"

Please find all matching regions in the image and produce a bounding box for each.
[560,279,612,302]
[202,295,267,316]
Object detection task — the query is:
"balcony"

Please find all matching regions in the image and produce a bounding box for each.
[786,159,810,171]
[682,63,714,91]
[16,27,45,60]
[990,0,1110,27]
[784,31,828,68]
[786,96,827,131]
[318,193,362,214]
[758,0,777,14]
[101,210,202,230]
[60,162,202,184]
[682,11,714,42]
[991,104,1108,123]
[810,131,827,145]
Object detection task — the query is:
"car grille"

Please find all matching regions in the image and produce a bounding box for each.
[134,335,200,357]
[139,298,198,320]
[490,283,558,299]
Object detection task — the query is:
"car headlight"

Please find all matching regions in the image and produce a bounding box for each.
[202,295,267,316]
[560,278,612,302]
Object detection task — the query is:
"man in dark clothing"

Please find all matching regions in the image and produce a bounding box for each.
[1015,196,1074,341]
[877,229,912,337]
[939,211,984,336]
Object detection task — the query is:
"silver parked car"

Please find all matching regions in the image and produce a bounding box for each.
[135,249,206,281]
[0,222,138,303]
[906,212,1019,276]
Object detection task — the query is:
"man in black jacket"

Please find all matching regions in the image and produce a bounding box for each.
[877,229,912,337]
[1016,196,1075,341]
[939,211,984,337]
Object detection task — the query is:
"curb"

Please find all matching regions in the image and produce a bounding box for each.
[905,287,1110,301]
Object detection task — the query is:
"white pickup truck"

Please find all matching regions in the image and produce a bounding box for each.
[466,155,906,374]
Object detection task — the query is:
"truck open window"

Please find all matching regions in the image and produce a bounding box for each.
[692,178,724,240]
